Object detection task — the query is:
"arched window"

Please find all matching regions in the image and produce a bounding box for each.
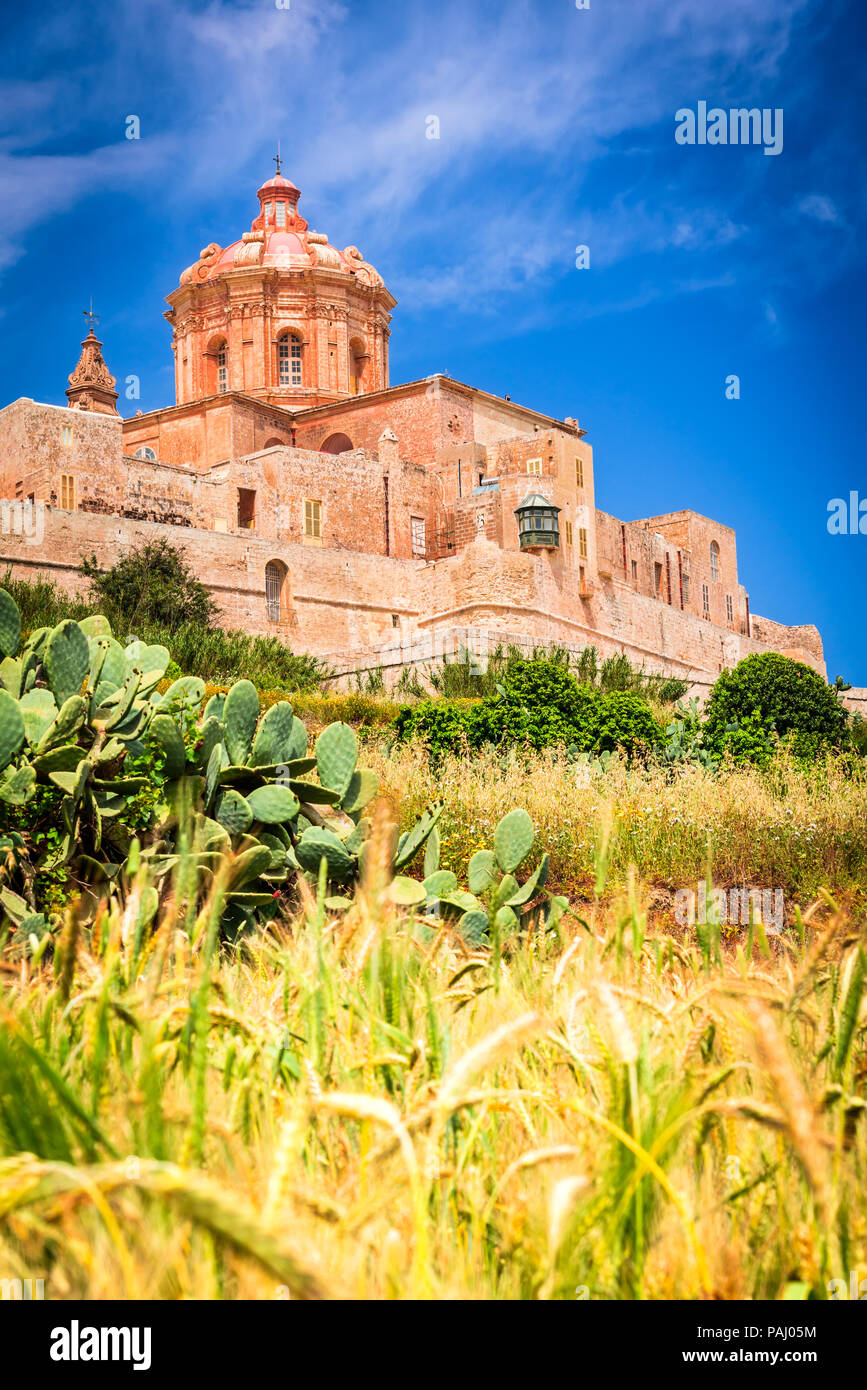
[349,338,367,395]
[320,432,353,455]
[278,333,302,387]
[265,560,287,623]
[216,341,228,393]
[134,446,156,461]
[710,541,720,583]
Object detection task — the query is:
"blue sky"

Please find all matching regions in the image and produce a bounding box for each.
[0,0,864,681]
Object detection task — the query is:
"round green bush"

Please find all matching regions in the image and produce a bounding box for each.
[704,653,849,754]
[593,691,663,756]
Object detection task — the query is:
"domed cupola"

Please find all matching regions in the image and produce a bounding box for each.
[166,159,395,409]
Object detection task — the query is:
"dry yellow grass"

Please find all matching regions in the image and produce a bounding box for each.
[366,742,867,904]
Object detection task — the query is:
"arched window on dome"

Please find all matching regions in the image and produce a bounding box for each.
[710,540,720,583]
[216,341,228,394]
[278,332,302,388]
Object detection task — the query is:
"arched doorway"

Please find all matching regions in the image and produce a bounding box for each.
[320,433,353,455]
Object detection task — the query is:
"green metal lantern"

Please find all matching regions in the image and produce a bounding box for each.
[515,493,561,550]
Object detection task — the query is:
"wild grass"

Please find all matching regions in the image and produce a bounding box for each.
[0,820,864,1301]
[418,643,689,706]
[3,572,327,691]
[368,743,867,905]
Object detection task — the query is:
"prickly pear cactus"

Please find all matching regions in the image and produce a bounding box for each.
[418,807,568,948]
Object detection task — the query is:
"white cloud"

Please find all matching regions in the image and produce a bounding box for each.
[797,193,842,225]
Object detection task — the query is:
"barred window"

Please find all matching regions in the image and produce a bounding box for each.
[265,561,284,622]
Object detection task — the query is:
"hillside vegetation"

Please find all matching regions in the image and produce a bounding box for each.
[0,564,864,1301]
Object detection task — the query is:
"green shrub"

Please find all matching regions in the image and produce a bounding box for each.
[80,539,217,632]
[592,691,664,755]
[394,699,477,758]
[704,653,849,755]
[397,658,662,759]
[479,659,600,749]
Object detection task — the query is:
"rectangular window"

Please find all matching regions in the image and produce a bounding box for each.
[564,520,573,546]
[527,458,543,476]
[682,574,690,605]
[237,488,256,531]
[217,344,228,393]
[14,479,23,500]
[726,593,734,623]
[279,336,302,387]
[61,425,73,446]
[654,562,663,596]
[275,201,286,227]
[631,559,638,582]
[702,582,710,615]
[575,456,584,488]
[60,474,75,510]
[304,498,322,540]
[578,526,588,559]
[411,516,426,557]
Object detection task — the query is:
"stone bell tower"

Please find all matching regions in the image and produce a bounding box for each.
[66,304,119,415]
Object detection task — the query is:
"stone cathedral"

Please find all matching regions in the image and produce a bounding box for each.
[0,165,832,696]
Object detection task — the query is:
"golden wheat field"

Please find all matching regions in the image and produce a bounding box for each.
[1,750,865,1303]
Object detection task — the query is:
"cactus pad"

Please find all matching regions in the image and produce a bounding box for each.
[223,680,260,765]
[0,689,25,773]
[493,808,534,873]
[315,722,358,799]
[0,590,21,659]
[44,620,90,705]
[245,783,300,824]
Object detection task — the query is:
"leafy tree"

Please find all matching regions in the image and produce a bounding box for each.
[704,653,849,755]
[81,540,218,634]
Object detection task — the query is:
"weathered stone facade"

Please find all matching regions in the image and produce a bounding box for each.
[0,166,832,694]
